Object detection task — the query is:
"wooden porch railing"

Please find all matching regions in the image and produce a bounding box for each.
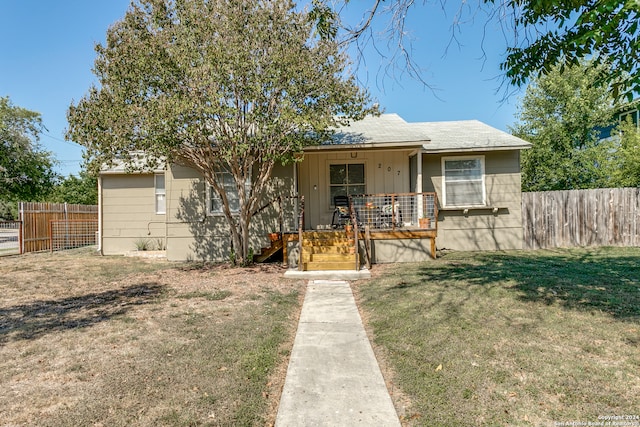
[348,196,360,271]
[297,195,304,271]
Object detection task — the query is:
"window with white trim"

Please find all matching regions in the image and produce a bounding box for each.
[208,169,251,215]
[155,173,166,214]
[329,163,365,205]
[442,156,485,207]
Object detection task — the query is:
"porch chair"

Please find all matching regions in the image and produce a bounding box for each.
[379,197,402,228]
[331,195,352,228]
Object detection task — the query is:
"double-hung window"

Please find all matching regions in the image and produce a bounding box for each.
[329,163,365,205]
[208,168,251,215]
[155,173,166,214]
[442,156,485,207]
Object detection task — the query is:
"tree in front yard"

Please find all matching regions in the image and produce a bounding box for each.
[67,0,375,264]
[511,61,617,192]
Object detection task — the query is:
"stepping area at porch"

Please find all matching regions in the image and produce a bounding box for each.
[254,192,439,270]
[275,280,401,426]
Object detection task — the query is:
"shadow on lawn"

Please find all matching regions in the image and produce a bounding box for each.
[0,283,165,345]
[397,249,640,321]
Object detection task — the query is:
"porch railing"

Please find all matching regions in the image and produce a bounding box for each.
[280,192,438,232]
[350,192,438,231]
[297,195,304,271]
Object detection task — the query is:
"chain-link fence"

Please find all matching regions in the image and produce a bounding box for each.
[0,221,20,255]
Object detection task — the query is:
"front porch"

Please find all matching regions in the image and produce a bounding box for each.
[259,192,438,271]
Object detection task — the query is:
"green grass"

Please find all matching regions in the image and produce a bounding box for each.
[357,247,640,426]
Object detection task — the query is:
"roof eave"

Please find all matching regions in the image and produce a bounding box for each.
[304,140,430,151]
[421,144,532,154]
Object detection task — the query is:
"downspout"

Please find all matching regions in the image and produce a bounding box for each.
[165,167,169,254]
[293,160,299,230]
[416,149,424,219]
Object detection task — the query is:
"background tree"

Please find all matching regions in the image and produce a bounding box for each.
[609,117,640,187]
[67,0,374,264]
[50,169,98,205]
[311,1,639,99]
[511,61,617,192]
[0,96,57,205]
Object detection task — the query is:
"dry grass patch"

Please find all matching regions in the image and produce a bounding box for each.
[355,247,640,426]
[0,248,304,426]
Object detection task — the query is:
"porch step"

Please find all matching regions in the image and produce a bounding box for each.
[255,239,283,263]
[300,230,359,271]
[302,252,354,263]
[304,246,353,254]
[302,231,350,239]
[304,261,358,271]
[302,239,355,247]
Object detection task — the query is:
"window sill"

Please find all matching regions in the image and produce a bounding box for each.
[440,206,506,214]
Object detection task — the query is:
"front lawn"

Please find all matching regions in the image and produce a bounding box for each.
[0,248,304,426]
[355,247,640,426]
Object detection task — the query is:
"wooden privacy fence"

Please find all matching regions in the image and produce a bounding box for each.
[19,202,98,253]
[522,187,640,250]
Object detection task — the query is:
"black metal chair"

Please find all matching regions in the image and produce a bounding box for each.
[331,195,351,228]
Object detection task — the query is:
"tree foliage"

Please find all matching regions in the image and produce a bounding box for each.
[311,0,640,99]
[50,170,98,205]
[609,117,640,187]
[511,61,617,192]
[498,0,640,101]
[67,0,374,264]
[0,96,57,202]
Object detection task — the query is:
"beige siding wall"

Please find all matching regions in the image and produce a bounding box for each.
[424,150,524,251]
[100,162,294,261]
[165,163,294,262]
[101,174,166,254]
[100,148,524,261]
[298,149,413,228]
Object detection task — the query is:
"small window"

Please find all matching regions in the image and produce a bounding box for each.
[329,163,365,205]
[208,169,251,215]
[442,156,485,207]
[155,173,166,214]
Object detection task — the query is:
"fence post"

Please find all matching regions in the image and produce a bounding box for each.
[64,202,69,249]
[19,202,24,254]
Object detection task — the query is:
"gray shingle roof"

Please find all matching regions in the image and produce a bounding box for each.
[327,113,430,146]
[412,120,531,152]
[321,114,531,152]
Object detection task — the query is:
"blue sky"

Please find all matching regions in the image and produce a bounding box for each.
[1,1,521,177]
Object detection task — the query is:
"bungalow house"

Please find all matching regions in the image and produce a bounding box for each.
[98,113,531,269]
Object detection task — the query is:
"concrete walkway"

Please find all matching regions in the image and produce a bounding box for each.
[275,280,401,427]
